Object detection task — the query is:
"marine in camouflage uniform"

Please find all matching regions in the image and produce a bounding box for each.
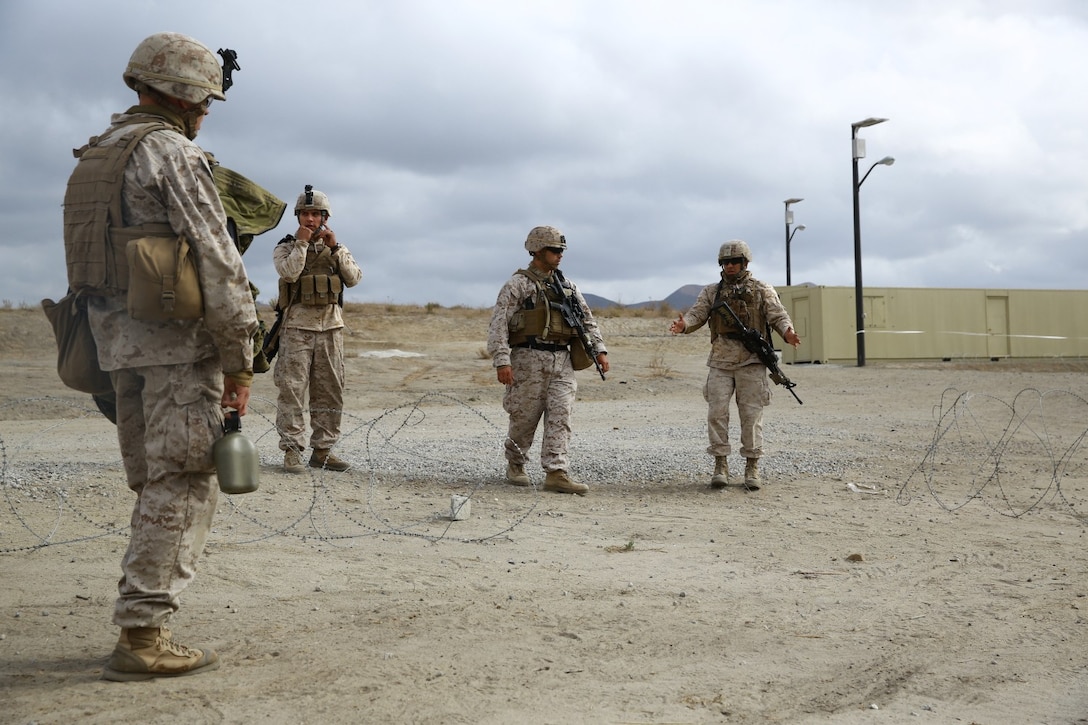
[486,226,610,495]
[62,33,257,680]
[670,240,801,491]
[272,186,362,473]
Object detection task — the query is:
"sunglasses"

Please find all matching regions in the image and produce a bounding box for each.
[545,247,565,254]
[719,257,745,266]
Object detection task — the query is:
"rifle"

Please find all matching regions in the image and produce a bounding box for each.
[712,292,802,405]
[261,309,284,363]
[548,270,606,380]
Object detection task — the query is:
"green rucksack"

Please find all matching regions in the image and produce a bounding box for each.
[212,161,287,374]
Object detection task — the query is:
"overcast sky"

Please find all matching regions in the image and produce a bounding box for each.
[2,0,1086,309]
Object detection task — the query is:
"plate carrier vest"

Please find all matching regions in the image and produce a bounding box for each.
[276,240,344,309]
[507,267,580,346]
[709,278,767,341]
[63,119,178,296]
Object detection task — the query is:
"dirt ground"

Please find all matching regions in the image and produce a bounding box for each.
[1,303,1087,724]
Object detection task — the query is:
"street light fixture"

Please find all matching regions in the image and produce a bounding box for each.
[851,117,893,367]
[784,198,804,286]
[861,156,895,186]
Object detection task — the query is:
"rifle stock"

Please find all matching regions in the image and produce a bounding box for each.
[261,309,283,362]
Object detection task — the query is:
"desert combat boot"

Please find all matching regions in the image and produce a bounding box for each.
[102,627,220,682]
[544,470,589,495]
[744,457,761,491]
[711,456,729,489]
[505,462,531,486]
[283,448,306,474]
[310,448,350,472]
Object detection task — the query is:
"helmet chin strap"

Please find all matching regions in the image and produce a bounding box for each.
[176,98,210,140]
[141,88,205,140]
[180,109,202,140]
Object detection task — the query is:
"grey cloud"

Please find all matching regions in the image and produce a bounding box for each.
[3,0,1087,311]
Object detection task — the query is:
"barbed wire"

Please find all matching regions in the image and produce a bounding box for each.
[0,393,539,554]
[897,387,1088,521]
[4,384,1087,557]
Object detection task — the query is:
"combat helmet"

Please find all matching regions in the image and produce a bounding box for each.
[718,240,752,264]
[524,226,566,253]
[123,32,226,104]
[294,185,331,218]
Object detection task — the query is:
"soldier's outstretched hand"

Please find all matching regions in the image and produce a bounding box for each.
[669,314,686,335]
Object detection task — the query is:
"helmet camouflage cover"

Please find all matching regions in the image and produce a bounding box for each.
[524,225,566,253]
[123,32,226,104]
[294,185,331,217]
[718,239,752,264]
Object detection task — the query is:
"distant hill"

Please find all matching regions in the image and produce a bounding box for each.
[662,284,702,311]
[581,293,621,310]
[583,284,701,313]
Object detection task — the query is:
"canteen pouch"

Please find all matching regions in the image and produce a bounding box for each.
[41,292,113,395]
[126,235,203,321]
[570,337,594,371]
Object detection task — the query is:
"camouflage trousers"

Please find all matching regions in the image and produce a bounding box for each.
[503,348,577,473]
[110,356,223,628]
[703,363,771,459]
[274,327,345,451]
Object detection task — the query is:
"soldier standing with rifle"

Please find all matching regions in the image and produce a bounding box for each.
[670,240,801,491]
[487,226,610,495]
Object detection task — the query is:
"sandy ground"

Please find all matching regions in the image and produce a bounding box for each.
[2,303,1087,725]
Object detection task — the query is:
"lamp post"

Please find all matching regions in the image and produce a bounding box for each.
[784,198,804,286]
[851,117,894,367]
[786,226,806,286]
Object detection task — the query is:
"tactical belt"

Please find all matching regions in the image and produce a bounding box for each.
[514,339,569,352]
